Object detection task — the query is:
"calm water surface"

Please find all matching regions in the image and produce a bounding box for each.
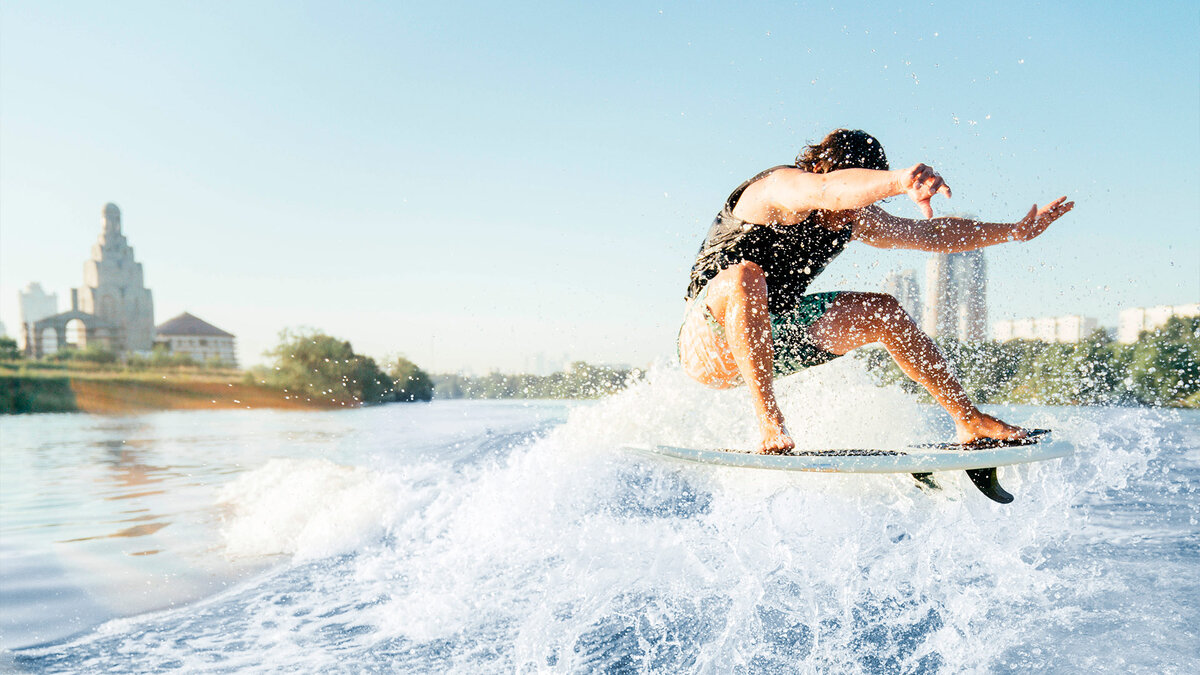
[1,364,1197,672]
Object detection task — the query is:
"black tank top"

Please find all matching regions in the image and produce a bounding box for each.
[685,166,854,315]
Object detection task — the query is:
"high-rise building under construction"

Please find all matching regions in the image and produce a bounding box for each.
[922,250,987,341]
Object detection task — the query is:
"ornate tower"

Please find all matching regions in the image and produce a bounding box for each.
[76,203,155,352]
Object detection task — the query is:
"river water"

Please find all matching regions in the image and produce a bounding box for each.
[1,360,1197,672]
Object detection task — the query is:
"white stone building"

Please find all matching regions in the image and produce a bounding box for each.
[1117,304,1200,343]
[993,315,1099,343]
[155,312,237,367]
[24,204,155,357]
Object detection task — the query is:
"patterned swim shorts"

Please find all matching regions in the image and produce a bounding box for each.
[677,284,844,380]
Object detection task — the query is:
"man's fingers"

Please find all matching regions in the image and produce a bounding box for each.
[1039,199,1074,219]
[1013,199,1071,242]
[919,199,933,219]
[1044,197,1072,215]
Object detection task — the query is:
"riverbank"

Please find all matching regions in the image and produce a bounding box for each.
[0,370,339,414]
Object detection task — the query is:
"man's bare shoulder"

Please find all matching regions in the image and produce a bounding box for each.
[734,168,819,225]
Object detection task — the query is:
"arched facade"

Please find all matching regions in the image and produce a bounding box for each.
[27,311,116,358]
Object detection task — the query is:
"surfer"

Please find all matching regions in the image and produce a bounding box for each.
[679,129,1074,454]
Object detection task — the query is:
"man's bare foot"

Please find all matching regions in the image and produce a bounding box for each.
[758,421,796,454]
[955,410,1027,445]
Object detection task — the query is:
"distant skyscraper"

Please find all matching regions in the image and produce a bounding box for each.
[882,269,922,321]
[922,250,988,341]
[18,282,59,350]
[922,254,953,337]
[960,250,988,341]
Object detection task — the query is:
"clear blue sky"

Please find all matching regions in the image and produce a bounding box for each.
[2,0,1197,372]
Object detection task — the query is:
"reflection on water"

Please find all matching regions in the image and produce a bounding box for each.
[0,402,558,651]
[59,521,170,544]
[0,409,358,649]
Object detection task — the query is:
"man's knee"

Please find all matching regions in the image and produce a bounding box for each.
[857,292,908,323]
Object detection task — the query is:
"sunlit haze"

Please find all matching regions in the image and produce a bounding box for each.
[2,1,1196,372]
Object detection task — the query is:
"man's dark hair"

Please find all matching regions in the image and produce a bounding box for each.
[795,129,889,173]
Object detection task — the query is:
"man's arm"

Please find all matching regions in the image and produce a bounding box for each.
[853,198,1074,252]
[734,163,951,224]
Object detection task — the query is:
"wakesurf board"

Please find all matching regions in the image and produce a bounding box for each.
[624,428,1066,503]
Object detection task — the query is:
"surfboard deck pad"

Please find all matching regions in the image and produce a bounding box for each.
[624,429,1063,504]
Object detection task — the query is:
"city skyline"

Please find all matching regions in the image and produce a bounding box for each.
[11,201,1188,371]
[2,1,1197,372]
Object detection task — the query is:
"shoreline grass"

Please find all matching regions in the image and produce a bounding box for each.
[1,363,342,414]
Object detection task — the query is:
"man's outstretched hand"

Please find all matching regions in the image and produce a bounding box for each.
[1011,197,1074,242]
[898,163,952,219]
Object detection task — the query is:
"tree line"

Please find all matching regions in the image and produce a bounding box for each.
[857,315,1200,407]
[253,329,433,405]
[5,315,1195,408]
[432,362,643,400]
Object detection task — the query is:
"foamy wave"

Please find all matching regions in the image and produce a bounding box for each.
[217,458,394,560]
[27,361,1188,672]
[557,356,933,453]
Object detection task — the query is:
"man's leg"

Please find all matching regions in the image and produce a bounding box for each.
[806,292,1025,443]
[703,262,795,453]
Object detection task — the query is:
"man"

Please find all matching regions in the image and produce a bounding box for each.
[678,129,1074,453]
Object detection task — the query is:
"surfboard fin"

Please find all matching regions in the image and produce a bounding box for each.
[965,467,1013,504]
[911,472,940,491]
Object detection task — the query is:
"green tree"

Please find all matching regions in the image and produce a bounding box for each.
[856,320,1200,408]
[387,356,433,402]
[0,336,20,360]
[261,328,391,405]
[1124,316,1200,405]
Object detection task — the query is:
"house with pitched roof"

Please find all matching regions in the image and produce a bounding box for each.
[155,312,237,367]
